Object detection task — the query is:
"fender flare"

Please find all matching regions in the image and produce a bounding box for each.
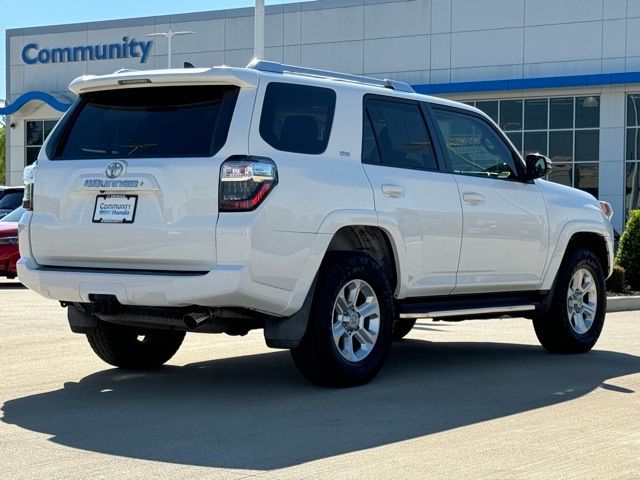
[264,209,408,348]
[540,220,613,290]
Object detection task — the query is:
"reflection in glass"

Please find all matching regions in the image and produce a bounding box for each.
[627,127,640,161]
[575,130,599,162]
[524,131,547,156]
[549,130,573,162]
[627,94,640,127]
[575,96,600,128]
[574,163,599,198]
[525,98,548,130]
[550,97,574,129]
[476,101,499,123]
[506,131,522,153]
[26,122,43,146]
[44,120,58,139]
[626,162,640,214]
[500,100,523,131]
[546,162,573,188]
[26,146,40,166]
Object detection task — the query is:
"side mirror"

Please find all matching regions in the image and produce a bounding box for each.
[525,153,550,180]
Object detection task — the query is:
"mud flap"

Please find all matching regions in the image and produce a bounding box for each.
[264,278,316,349]
[67,304,98,334]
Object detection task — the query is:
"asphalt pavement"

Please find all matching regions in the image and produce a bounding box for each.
[1,278,639,479]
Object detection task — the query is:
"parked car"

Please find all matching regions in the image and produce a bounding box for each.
[0,207,25,279]
[18,62,614,387]
[0,187,25,219]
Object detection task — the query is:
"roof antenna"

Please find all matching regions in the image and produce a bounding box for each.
[184,62,195,68]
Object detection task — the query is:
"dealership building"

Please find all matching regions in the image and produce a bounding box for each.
[3,0,640,231]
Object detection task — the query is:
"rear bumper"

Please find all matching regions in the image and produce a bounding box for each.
[17,257,295,316]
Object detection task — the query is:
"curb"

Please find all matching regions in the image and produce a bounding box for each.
[607,295,640,312]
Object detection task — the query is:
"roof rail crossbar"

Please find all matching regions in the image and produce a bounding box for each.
[246,59,415,93]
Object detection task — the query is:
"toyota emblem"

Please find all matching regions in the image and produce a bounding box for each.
[105,162,125,179]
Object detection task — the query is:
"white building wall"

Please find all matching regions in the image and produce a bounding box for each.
[5,0,640,228]
[8,0,640,102]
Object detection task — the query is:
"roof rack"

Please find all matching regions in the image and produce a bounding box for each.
[246,59,415,93]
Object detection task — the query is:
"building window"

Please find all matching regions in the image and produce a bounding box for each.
[464,96,600,198]
[25,120,57,165]
[625,94,640,216]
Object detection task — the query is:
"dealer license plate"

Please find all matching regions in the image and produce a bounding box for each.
[93,195,138,223]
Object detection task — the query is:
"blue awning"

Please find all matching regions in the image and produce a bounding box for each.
[0,91,73,115]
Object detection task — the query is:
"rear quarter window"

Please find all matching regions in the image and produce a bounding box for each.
[259,82,336,155]
[49,86,240,160]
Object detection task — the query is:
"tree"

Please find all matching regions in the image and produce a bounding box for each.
[615,210,640,290]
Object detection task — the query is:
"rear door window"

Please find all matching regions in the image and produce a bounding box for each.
[259,82,336,155]
[364,97,438,170]
[49,86,240,160]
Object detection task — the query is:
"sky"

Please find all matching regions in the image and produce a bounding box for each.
[1,0,308,100]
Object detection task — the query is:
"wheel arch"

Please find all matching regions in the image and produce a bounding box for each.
[541,221,613,290]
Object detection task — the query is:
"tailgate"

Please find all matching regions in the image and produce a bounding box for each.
[30,83,254,271]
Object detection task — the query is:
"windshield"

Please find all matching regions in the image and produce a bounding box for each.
[0,192,24,210]
[50,85,240,160]
[0,207,26,222]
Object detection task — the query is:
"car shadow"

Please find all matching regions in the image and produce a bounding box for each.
[2,340,639,470]
[0,281,26,289]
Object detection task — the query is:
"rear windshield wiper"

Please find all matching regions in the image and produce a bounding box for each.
[121,143,158,156]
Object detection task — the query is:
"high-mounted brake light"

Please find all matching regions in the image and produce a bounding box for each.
[219,157,278,211]
[117,78,152,85]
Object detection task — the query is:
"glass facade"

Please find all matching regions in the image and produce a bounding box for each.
[464,96,600,198]
[626,94,640,216]
[25,120,57,166]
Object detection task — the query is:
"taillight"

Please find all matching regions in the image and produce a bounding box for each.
[219,157,278,212]
[22,163,37,211]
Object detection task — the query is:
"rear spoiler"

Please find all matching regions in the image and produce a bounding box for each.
[68,66,259,95]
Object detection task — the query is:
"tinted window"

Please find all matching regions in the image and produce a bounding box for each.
[365,99,437,170]
[51,86,239,160]
[0,192,24,210]
[433,108,520,180]
[259,82,336,154]
[500,100,523,131]
[362,112,381,164]
[550,97,574,129]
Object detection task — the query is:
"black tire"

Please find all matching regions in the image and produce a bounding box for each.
[86,321,185,369]
[392,318,416,341]
[533,247,606,354]
[291,252,395,387]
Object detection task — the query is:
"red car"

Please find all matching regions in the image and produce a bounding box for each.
[0,207,25,279]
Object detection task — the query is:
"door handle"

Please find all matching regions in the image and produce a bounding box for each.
[462,192,485,206]
[381,184,405,198]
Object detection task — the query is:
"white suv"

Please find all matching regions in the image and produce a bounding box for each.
[18,61,614,387]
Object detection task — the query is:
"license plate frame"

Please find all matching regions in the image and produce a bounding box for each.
[92,194,138,224]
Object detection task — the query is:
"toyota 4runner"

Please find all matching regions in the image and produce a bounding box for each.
[18,61,614,387]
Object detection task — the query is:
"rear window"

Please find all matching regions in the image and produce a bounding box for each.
[259,82,336,155]
[49,86,240,160]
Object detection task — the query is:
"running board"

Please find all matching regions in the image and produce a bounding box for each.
[399,304,536,319]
